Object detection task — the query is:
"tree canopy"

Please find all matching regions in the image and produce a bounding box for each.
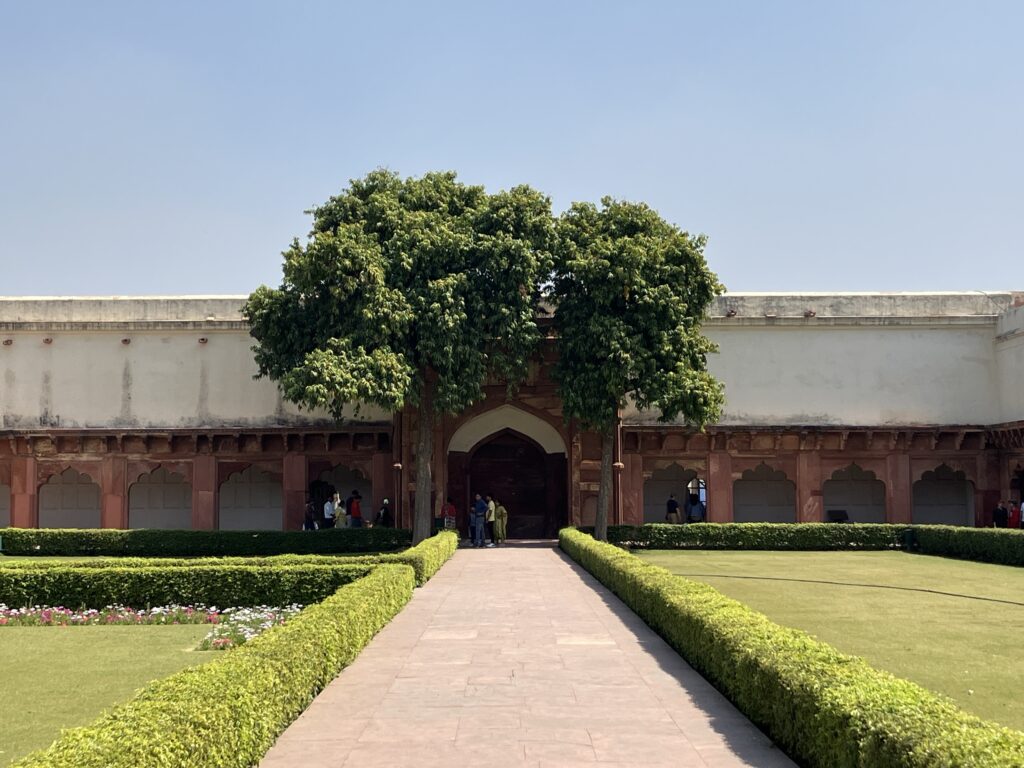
[551,197,725,539]
[244,170,554,541]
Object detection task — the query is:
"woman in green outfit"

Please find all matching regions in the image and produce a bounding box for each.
[493,498,508,545]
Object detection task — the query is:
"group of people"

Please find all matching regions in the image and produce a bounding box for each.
[303,489,395,530]
[467,493,508,547]
[992,499,1023,529]
[665,493,706,524]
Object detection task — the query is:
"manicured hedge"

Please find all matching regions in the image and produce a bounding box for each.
[598,522,910,550]
[560,527,1024,768]
[0,526,410,557]
[0,563,373,609]
[11,563,416,768]
[0,531,460,586]
[910,526,1024,567]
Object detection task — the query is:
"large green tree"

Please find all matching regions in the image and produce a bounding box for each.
[551,197,725,541]
[244,170,553,542]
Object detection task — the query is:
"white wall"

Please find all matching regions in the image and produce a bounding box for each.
[997,305,1024,423]
[0,330,388,429]
[706,326,1001,426]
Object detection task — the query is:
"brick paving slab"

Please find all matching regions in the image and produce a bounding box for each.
[260,543,796,768]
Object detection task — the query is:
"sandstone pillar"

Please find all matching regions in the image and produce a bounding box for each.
[708,450,733,523]
[10,456,38,528]
[282,454,308,531]
[797,452,823,523]
[100,456,128,529]
[886,453,912,524]
[191,456,218,530]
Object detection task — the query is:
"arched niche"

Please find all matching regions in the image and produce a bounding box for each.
[39,468,101,529]
[733,463,796,523]
[823,464,886,523]
[316,465,372,518]
[643,464,699,523]
[219,466,283,531]
[449,405,566,455]
[129,467,192,530]
[913,464,974,526]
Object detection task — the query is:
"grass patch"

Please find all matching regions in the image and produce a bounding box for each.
[637,549,1024,731]
[0,626,216,765]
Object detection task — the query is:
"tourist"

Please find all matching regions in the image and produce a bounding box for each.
[665,494,681,524]
[493,498,508,545]
[993,500,1009,528]
[441,496,457,533]
[1010,500,1022,530]
[376,498,392,527]
[303,500,318,531]
[322,492,337,529]
[689,494,706,523]
[471,493,487,547]
[485,494,497,547]
[347,490,363,528]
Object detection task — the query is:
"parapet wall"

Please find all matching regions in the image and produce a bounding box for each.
[0,293,1020,430]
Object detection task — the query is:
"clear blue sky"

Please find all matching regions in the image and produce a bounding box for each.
[1,2,1021,295]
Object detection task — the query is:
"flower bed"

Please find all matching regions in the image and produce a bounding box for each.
[196,605,303,650]
[0,603,304,651]
[0,603,220,626]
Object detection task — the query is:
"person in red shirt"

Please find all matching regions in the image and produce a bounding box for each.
[346,490,363,528]
[1010,501,1022,530]
[436,497,456,533]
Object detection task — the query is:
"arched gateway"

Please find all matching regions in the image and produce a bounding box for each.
[446,405,568,538]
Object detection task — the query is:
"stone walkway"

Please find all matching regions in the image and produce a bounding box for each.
[260,543,795,768]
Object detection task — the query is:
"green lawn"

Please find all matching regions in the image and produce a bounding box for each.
[0,626,216,765]
[637,550,1024,732]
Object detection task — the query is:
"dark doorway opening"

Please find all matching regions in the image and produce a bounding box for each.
[460,431,566,539]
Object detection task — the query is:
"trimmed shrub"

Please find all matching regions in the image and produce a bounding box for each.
[0,563,373,609]
[0,526,410,557]
[600,522,909,550]
[911,526,1024,567]
[560,527,1024,768]
[0,531,461,586]
[376,530,458,585]
[11,563,416,768]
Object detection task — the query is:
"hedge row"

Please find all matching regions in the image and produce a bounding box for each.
[0,526,410,557]
[12,563,417,768]
[559,527,1024,768]
[599,522,910,550]
[0,563,374,609]
[911,526,1024,567]
[0,531,460,587]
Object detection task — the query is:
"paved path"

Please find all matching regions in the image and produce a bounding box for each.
[261,543,795,768]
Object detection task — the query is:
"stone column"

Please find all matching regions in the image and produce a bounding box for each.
[707,450,733,523]
[796,452,823,523]
[977,452,1001,528]
[10,456,38,528]
[100,456,128,529]
[886,453,912,524]
[282,454,308,531]
[371,452,392,521]
[191,455,218,530]
[621,453,644,525]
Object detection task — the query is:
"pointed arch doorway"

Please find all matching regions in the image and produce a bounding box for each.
[447,406,568,539]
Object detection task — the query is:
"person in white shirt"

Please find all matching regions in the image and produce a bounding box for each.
[323,493,338,529]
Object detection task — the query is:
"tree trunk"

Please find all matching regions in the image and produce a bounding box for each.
[594,425,614,541]
[412,384,434,544]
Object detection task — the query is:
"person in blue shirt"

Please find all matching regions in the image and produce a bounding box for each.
[471,493,488,548]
